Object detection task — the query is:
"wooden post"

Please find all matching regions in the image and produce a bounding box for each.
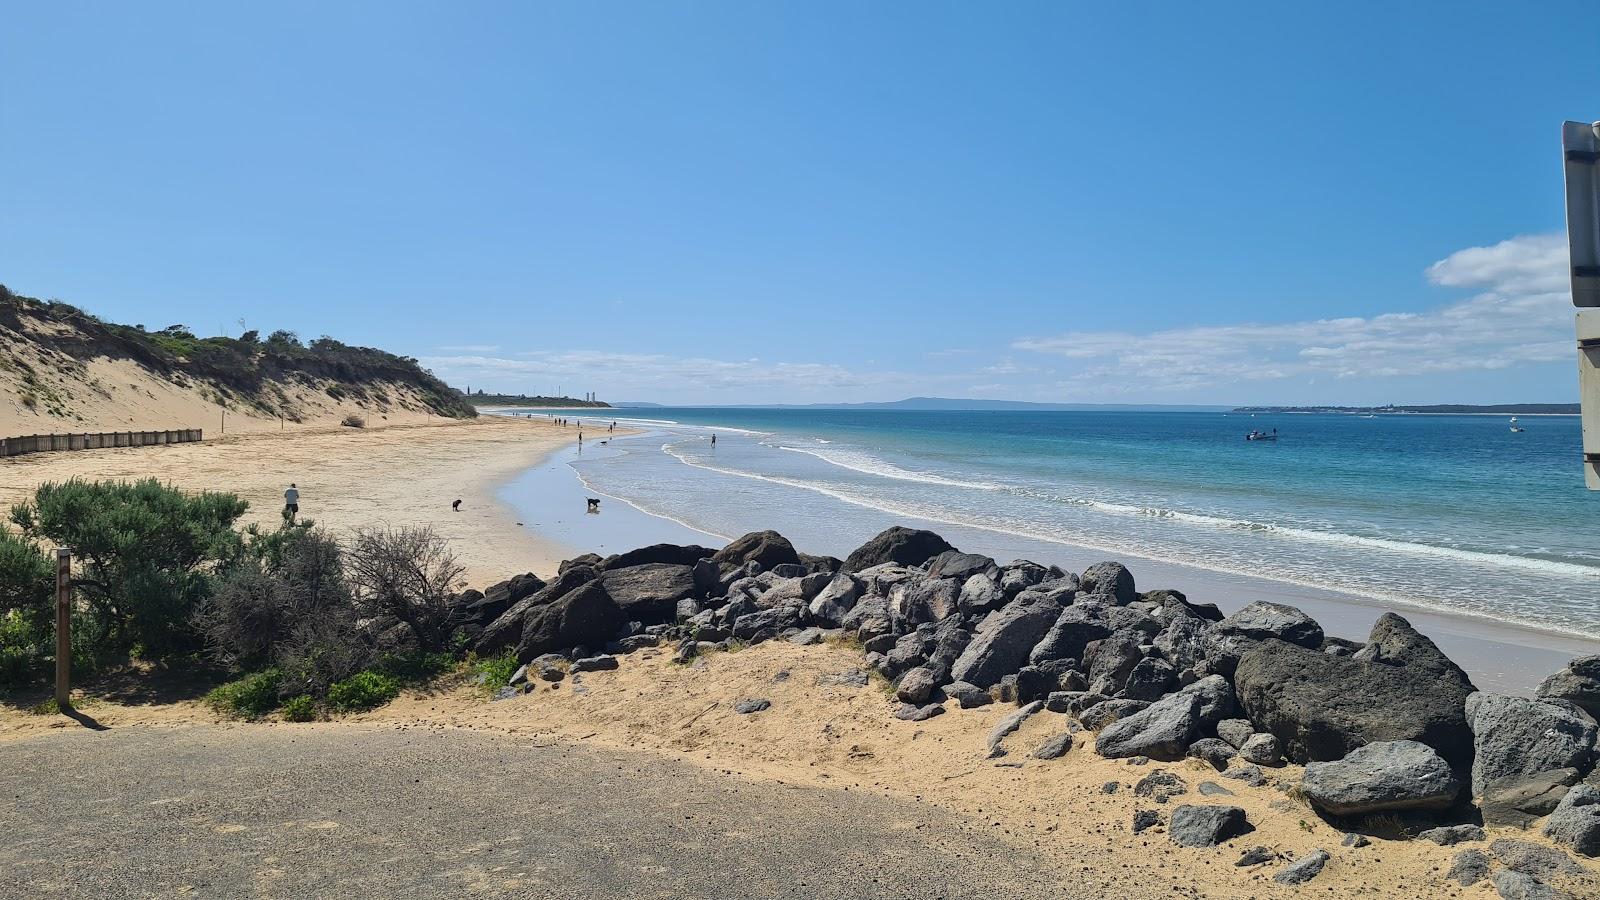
[54,548,71,709]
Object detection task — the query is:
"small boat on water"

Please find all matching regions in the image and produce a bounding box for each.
[1246,429,1278,442]
[1510,416,1525,433]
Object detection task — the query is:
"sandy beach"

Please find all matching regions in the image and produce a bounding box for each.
[0,415,583,588]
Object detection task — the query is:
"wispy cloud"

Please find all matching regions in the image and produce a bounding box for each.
[1012,233,1572,393]
[437,344,501,353]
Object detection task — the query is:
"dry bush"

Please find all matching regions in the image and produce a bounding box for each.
[345,525,463,653]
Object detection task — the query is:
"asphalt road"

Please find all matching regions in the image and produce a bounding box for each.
[1,725,1081,899]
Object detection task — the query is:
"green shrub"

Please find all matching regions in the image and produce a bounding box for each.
[9,478,247,660]
[206,668,284,719]
[326,670,400,712]
[280,694,317,722]
[470,650,519,693]
[375,650,456,683]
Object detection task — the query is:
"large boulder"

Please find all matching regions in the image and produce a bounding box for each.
[949,593,1064,687]
[1029,603,1114,666]
[892,576,961,630]
[1483,769,1583,828]
[1233,615,1476,769]
[601,543,718,571]
[1355,613,1475,684]
[599,563,698,624]
[957,573,1005,618]
[1465,693,1596,798]
[1544,785,1600,857]
[840,596,892,640]
[1214,601,1324,649]
[476,565,597,654]
[843,527,956,573]
[925,550,997,581]
[1079,562,1137,605]
[1299,740,1460,817]
[457,572,544,627]
[711,530,801,571]
[516,580,628,663]
[1154,617,1212,672]
[1095,693,1202,761]
[999,561,1050,599]
[807,573,860,625]
[1538,655,1600,721]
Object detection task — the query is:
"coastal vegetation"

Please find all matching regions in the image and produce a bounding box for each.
[0,284,476,426]
[464,390,612,408]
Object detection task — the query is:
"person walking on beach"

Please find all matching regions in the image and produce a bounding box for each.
[452,498,462,512]
[710,433,716,446]
[283,483,300,524]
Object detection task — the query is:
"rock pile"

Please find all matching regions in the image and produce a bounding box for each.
[454,525,1600,890]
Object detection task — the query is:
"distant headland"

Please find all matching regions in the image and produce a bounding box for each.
[1233,404,1579,415]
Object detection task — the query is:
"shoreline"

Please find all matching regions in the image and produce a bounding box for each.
[495,426,1600,693]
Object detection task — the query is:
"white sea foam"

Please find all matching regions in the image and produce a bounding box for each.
[775,444,1005,491]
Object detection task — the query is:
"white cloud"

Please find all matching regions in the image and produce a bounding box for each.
[1013,233,1573,393]
[437,344,501,353]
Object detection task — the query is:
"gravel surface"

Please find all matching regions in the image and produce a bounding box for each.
[1,725,1084,899]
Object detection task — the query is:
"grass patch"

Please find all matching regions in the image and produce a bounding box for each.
[280,694,318,722]
[27,697,61,716]
[326,671,401,713]
[373,651,456,684]
[822,632,864,652]
[469,650,520,695]
[205,669,284,719]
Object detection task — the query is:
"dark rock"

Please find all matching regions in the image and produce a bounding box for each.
[894,577,961,630]
[925,550,997,581]
[894,702,945,722]
[1491,837,1584,878]
[1132,809,1161,833]
[923,616,971,683]
[559,553,602,574]
[822,669,871,688]
[882,629,935,679]
[1300,740,1460,816]
[841,597,893,641]
[459,572,544,626]
[957,573,1006,617]
[1537,655,1600,720]
[1543,784,1600,856]
[1187,738,1237,771]
[1152,617,1212,673]
[1078,699,1150,731]
[1013,665,1060,704]
[1234,615,1476,769]
[1418,824,1485,845]
[1225,765,1267,787]
[949,594,1064,688]
[807,573,860,625]
[1273,850,1329,886]
[1341,832,1370,848]
[1492,870,1569,900]
[843,527,956,573]
[692,558,722,595]
[1168,805,1250,847]
[492,685,521,701]
[1199,781,1235,797]
[1102,781,1120,794]
[516,579,627,663]
[1033,732,1073,760]
[999,561,1050,598]
[1085,631,1147,694]
[1240,733,1281,766]
[477,565,597,654]
[1215,601,1324,649]
[713,531,801,571]
[1466,692,1597,797]
[1080,561,1137,605]
[798,552,843,573]
[733,698,771,714]
[947,681,992,708]
[1179,674,1237,729]
[1483,768,1582,828]
[731,604,803,642]
[770,563,808,579]
[599,563,698,624]
[1030,604,1114,666]
[863,633,897,654]
[787,626,825,646]
[896,667,938,705]
[986,700,1044,757]
[570,654,618,672]
[1235,846,1273,866]
[1096,693,1202,761]
[1447,849,1490,886]
[602,543,718,571]
[1134,770,1189,802]
[1216,719,1254,750]
[1045,691,1077,714]
[1121,657,1176,701]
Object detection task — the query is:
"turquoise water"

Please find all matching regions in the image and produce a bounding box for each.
[507,408,1600,639]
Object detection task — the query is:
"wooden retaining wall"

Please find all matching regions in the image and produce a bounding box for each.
[0,429,203,459]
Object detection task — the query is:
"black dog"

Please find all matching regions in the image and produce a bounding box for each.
[586,498,601,512]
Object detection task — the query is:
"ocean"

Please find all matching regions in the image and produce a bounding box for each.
[501,408,1600,642]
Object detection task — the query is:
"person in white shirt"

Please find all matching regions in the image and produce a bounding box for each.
[283,483,300,524]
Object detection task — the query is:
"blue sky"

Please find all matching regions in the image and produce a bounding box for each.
[2,2,1594,405]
